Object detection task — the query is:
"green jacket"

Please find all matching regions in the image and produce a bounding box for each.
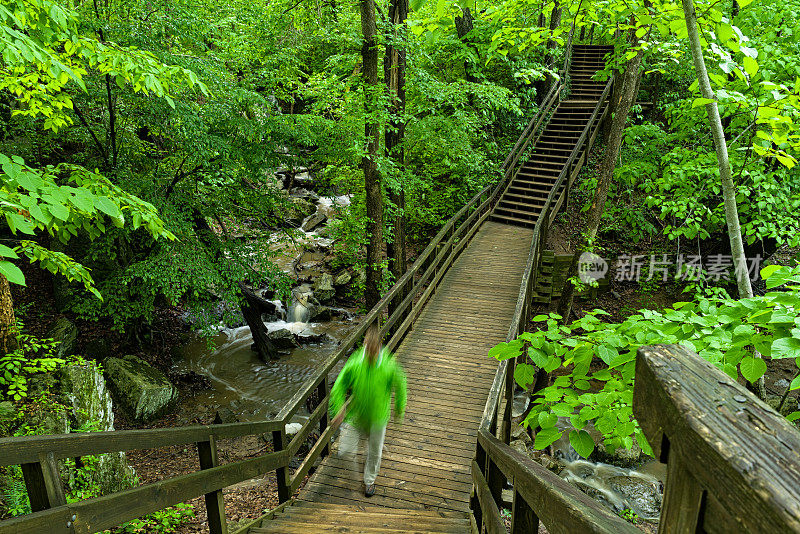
[329,347,407,432]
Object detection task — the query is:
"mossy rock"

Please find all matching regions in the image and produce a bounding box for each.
[104,356,178,422]
[313,273,335,303]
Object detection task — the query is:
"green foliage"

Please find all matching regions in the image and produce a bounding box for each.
[113,504,195,534]
[0,322,74,401]
[617,508,639,524]
[490,266,800,456]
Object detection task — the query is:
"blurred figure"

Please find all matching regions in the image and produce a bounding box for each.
[330,323,406,496]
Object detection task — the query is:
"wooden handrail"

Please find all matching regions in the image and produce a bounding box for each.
[478,430,640,534]
[634,344,800,532]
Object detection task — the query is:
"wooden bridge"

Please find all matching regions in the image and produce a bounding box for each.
[2,43,800,534]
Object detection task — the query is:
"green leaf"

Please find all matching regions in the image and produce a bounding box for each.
[488,341,522,361]
[96,196,122,218]
[596,344,617,364]
[787,411,800,422]
[740,356,767,383]
[0,245,19,259]
[742,56,758,77]
[569,429,595,459]
[0,261,25,286]
[692,97,715,108]
[771,337,800,359]
[514,363,537,389]
[533,426,562,449]
[790,375,800,391]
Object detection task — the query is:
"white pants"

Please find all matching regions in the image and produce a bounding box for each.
[337,423,387,485]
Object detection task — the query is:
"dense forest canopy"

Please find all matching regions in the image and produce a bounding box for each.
[0,0,799,492]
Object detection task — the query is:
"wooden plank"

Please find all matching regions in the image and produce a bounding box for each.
[197,436,227,534]
[471,460,505,534]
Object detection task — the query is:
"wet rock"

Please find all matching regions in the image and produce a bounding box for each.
[47,317,78,359]
[288,197,316,224]
[104,356,178,422]
[57,362,136,494]
[290,188,320,202]
[295,329,330,344]
[308,305,332,322]
[314,273,335,303]
[607,475,662,519]
[333,271,352,287]
[301,212,328,232]
[511,424,532,445]
[170,370,213,391]
[591,441,645,468]
[510,439,529,456]
[267,328,300,352]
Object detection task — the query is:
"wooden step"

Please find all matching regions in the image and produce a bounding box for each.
[489,213,538,227]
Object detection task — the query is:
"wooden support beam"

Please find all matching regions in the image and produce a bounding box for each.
[197,436,227,534]
[21,452,65,513]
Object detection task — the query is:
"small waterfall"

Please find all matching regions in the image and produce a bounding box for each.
[287,286,313,323]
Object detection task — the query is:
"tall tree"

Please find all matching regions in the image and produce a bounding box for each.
[360,0,383,309]
[385,0,409,297]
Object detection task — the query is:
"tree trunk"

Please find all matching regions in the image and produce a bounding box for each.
[385,0,409,311]
[0,275,17,354]
[238,282,278,361]
[558,29,649,321]
[455,8,477,83]
[536,0,563,102]
[361,0,383,310]
[682,0,764,398]
[681,0,752,299]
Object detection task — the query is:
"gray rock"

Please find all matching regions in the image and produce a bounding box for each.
[308,305,332,322]
[314,273,335,303]
[510,439,529,456]
[607,475,662,519]
[104,356,178,422]
[511,424,532,445]
[289,197,316,224]
[23,402,70,435]
[285,422,303,436]
[591,441,645,469]
[215,407,240,423]
[267,329,300,352]
[47,317,78,359]
[290,188,320,202]
[333,271,352,287]
[301,212,328,232]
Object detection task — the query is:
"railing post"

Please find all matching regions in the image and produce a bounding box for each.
[511,486,539,534]
[317,377,330,459]
[272,428,290,503]
[21,451,65,513]
[197,435,227,534]
[502,360,515,445]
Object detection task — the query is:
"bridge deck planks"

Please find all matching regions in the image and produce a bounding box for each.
[296,221,533,512]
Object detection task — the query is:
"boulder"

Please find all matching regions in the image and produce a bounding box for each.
[308,305,332,322]
[314,273,335,303]
[591,441,646,469]
[510,439,529,457]
[26,372,57,398]
[47,317,78,359]
[333,271,352,287]
[290,188,320,202]
[301,212,328,232]
[511,424,532,445]
[267,328,299,352]
[607,475,662,519]
[104,356,178,422]
[767,394,800,417]
[285,422,303,436]
[59,362,137,494]
[290,197,316,220]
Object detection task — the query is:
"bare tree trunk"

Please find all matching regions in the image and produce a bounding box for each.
[361,0,383,310]
[239,282,278,361]
[385,0,408,310]
[558,29,649,321]
[682,0,764,398]
[681,0,752,299]
[0,275,17,354]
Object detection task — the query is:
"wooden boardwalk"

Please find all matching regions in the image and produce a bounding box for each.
[297,221,534,512]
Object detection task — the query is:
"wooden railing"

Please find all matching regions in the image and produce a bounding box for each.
[0,81,572,533]
[634,344,800,532]
[472,76,618,533]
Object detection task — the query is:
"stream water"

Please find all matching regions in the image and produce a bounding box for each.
[513,393,665,521]
[172,192,358,424]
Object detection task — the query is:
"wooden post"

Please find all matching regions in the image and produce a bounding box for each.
[197,436,227,534]
[511,486,539,534]
[501,360,515,444]
[317,378,330,459]
[486,457,505,512]
[21,452,65,512]
[272,429,290,503]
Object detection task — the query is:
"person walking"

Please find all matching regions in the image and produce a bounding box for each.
[329,323,407,497]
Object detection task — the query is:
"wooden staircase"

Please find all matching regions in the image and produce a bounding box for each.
[250,502,472,533]
[492,44,613,228]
